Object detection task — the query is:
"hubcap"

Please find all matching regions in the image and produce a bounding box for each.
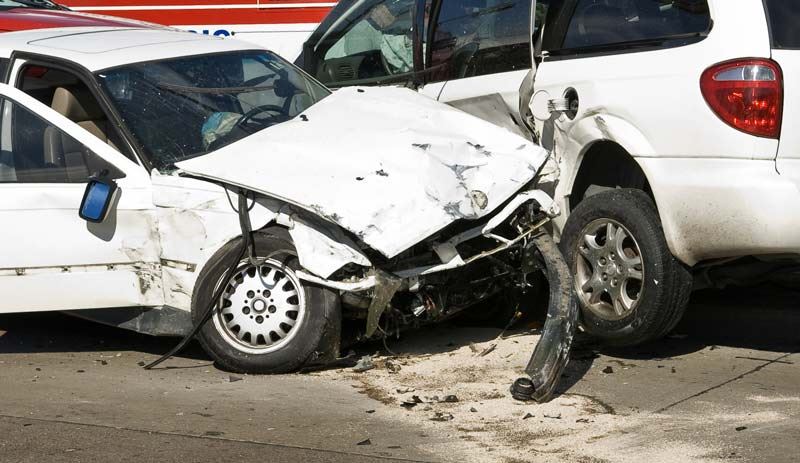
[212,258,306,354]
[574,219,644,321]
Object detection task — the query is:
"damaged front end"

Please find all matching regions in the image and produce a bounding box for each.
[292,187,576,403]
[309,189,560,341]
[253,184,576,402]
[176,86,577,401]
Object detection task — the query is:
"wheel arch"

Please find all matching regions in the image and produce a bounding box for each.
[554,114,689,265]
[568,140,654,207]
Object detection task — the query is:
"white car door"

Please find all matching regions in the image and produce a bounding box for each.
[0,84,163,313]
[427,0,533,136]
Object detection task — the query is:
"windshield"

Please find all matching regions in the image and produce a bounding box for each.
[96,50,330,171]
[0,0,64,9]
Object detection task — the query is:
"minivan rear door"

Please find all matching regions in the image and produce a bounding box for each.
[765,1,800,186]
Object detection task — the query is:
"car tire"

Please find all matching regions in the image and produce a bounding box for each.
[560,188,691,346]
[192,230,341,373]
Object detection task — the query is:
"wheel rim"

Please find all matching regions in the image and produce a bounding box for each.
[212,258,306,354]
[574,218,644,321]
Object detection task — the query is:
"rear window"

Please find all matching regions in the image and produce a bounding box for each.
[764,0,800,49]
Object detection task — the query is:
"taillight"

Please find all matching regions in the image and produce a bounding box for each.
[700,59,783,138]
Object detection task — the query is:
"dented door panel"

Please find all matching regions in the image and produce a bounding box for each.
[0,84,162,313]
[151,172,276,311]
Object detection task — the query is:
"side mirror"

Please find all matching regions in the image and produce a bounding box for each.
[79,178,118,223]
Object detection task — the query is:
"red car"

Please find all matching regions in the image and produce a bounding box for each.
[0,0,159,32]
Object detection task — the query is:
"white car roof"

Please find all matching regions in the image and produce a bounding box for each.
[0,27,261,71]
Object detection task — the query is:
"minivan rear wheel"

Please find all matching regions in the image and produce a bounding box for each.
[193,231,341,373]
[560,189,691,346]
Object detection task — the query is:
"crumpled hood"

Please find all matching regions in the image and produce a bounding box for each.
[177,86,548,258]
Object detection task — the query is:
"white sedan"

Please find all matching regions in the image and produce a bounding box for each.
[0,27,571,392]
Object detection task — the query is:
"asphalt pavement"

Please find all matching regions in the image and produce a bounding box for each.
[0,284,797,462]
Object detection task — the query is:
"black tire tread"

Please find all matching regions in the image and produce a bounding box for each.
[560,188,691,346]
[192,231,340,373]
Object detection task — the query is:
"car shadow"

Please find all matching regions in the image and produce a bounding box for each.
[556,284,800,396]
[1,285,797,384]
[0,311,208,361]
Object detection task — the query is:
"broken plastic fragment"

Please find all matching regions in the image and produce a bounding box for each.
[352,355,375,373]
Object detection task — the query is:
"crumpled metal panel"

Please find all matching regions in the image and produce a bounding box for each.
[177,86,548,258]
[284,211,372,278]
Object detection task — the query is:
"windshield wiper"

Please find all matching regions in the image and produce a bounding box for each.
[156,82,276,94]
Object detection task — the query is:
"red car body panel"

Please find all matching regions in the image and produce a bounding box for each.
[0,8,154,32]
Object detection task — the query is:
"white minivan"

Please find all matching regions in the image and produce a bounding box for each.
[528,0,800,345]
[303,0,800,346]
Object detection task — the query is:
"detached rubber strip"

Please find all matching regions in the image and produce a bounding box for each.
[511,233,579,403]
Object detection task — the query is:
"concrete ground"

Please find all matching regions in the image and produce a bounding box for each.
[0,285,797,462]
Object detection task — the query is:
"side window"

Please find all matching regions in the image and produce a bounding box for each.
[427,0,531,83]
[562,0,710,50]
[17,65,135,163]
[0,97,121,183]
[307,0,416,86]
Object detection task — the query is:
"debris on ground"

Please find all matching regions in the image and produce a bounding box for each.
[228,375,243,383]
[352,356,376,373]
[401,395,423,409]
[384,359,402,373]
[735,426,747,431]
[430,412,454,422]
[478,344,497,357]
[312,325,745,463]
[356,438,371,445]
[602,366,614,374]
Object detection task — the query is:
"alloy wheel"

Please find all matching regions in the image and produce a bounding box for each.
[213,258,306,354]
[574,218,644,321]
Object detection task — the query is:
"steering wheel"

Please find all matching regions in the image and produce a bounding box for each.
[235,104,289,130]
